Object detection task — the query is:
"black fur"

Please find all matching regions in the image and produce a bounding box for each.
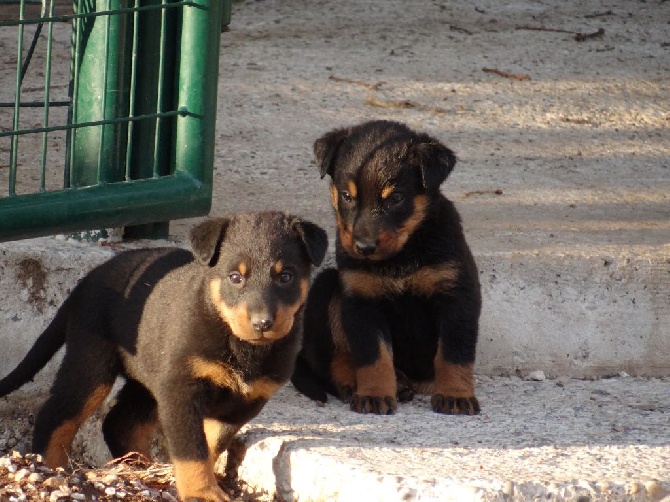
[0,211,327,501]
[291,120,481,415]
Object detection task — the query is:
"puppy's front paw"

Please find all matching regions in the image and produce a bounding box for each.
[350,394,397,415]
[182,484,231,502]
[431,394,480,415]
[335,384,354,403]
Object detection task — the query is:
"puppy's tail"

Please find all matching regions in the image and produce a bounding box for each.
[0,298,69,397]
[291,354,334,403]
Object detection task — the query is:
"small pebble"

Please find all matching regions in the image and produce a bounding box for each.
[14,468,29,481]
[105,486,117,496]
[43,476,65,488]
[28,472,44,483]
[71,494,87,501]
[103,474,119,485]
[528,370,546,381]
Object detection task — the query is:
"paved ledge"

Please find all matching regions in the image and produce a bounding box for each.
[232,377,670,501]
[1,238,668,395]
[0,239,668,501]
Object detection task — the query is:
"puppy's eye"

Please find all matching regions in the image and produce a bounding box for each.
[228,272,244,285]
[340,191,353,203]
[388,192,405,205]
[278,270,293,284]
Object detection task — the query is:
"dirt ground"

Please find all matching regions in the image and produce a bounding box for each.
[0,0,668,500]
[199,0,669,254]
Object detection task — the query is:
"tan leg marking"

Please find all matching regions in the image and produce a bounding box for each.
[124,419,158,458]
[328,296,356,392]
[44,384,113,468]
[434,343,476,398]
[173,459,229,502]
[355,340,396,398]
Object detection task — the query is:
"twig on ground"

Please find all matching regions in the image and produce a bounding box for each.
[462,189,504,198]
[574,28,605,41]
[365,96,448,114]
[482,68,531,81]
[329,75,385,91]
[516,25,605,41]
[584,10,614,18]
[449,24,473,35]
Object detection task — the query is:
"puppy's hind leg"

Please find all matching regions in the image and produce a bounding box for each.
[32,344,119,468]
[103,379,158,459]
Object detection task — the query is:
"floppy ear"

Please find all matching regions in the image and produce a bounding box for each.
[293,219,328,267]
[190,217,230,266]
[410,134,457,191]
[313,127,350,179]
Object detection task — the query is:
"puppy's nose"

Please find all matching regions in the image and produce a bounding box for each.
[252,317,274,333]
[354,240,377,256]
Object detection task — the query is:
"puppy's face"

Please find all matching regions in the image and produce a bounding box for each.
[314,120,456,261]
[191,212,327,345]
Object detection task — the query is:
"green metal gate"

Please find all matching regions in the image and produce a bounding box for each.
[0,0,226,241]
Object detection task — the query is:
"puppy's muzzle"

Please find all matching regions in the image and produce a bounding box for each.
[353,238,377,257]
[251,315,274,333]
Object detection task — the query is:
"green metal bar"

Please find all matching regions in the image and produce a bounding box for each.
[124,0,140,181]
[0,0,223,242]
[70,0,132,188]
[173,0,222,194]
[40,0,56,192]
[65,0,83,188]
[0,109,189,139]
[0,101,69,107]
[152,0,168,178]
[9,0,26,196]
[122,0,175,239]
[0,172,210,242]
[0,1,204,27]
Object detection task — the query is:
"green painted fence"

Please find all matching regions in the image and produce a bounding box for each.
[0,0,228,241]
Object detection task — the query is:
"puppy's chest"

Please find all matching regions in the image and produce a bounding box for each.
[339,261,460,300]
[187,354,283,403]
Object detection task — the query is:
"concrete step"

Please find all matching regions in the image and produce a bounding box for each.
[231,378,670,501]
[0,237,667,501]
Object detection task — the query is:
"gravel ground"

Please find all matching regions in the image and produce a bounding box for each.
[2,375,667,501]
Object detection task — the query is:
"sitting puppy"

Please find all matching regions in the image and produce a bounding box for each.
[291,120,481,416]
[0,211,327,501]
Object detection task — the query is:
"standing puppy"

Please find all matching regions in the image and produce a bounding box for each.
[0,212,327,501]
[291,120,481,415]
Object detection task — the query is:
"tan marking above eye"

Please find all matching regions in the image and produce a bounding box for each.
[238,262,247,276]
[381,185,395,199]
[347,179,358,199]
[329,185,339,210]
[273,260,284,275]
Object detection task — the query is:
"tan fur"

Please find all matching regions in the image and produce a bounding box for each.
[381,184,395,199]
[173,459,228,502]
[189,356,281,401]
[347,179,358,199]
[394,194,428,250]
[123,420,157,458]
[210,277,307,344]
[355,340,396,398]
[45,384,113,467]
[340,263,459,299]
[270,278,309,338]
[434,341,475,398]
[273,261,283,275]
[328,296,356,390]
[238,262,247,276]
